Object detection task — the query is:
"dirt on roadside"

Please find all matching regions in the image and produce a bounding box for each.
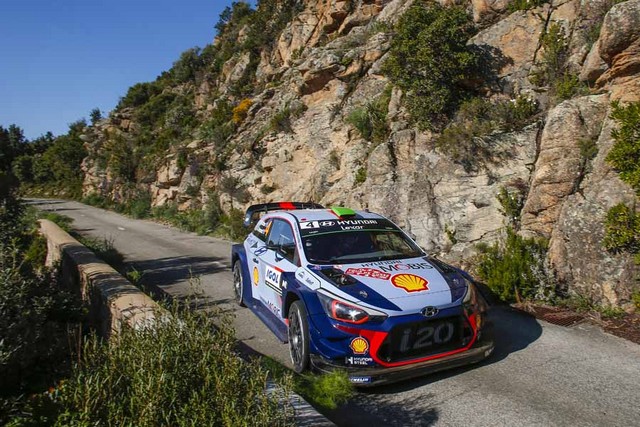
[514,303,640,345]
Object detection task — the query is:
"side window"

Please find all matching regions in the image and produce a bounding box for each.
[252,219,272,242]
[266,219,299,265]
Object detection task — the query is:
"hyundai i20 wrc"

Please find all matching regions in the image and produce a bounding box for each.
[231,202,494,386]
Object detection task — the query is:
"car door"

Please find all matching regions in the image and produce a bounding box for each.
[244,218,272,301]
[258,218,300,321]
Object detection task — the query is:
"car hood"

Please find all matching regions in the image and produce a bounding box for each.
[313,257,467,313]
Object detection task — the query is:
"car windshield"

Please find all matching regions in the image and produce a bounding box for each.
[302,229,424,264]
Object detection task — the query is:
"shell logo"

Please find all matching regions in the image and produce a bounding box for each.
[391,274,429,293]
[350,337,369,355]
[253,267,259,286]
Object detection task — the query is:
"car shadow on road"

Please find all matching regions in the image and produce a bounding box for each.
[130,255,227,291]
[329,306,543,426]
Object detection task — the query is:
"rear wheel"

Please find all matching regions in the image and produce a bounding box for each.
[232,261,246,307]
[288,301,310,373]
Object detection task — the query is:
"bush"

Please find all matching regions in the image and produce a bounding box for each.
[530,23,588,102]
[632,290,640,309]
[383,2,478,129]
[355,166,367,185]
[0,192,84,417]
[602,203,640,254]
[19,308,293,426]
[554,73,589,101]
[232,99,254,125]
[497,185,526,225]
[346,87,391,143]
[436,96,538,171]
[475,228,550,302]
[606,101,640,193]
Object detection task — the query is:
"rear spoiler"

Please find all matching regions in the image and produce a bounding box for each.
[243,202,324,227]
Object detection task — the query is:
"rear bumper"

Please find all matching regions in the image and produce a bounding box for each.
[310,327,494,387]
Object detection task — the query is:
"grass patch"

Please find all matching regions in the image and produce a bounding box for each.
[75,235,125,267]
[262,358,354,411]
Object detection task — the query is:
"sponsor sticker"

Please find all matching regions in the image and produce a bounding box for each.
[349,337,369,355]
[391,274,429,293]
[265,265,283,291]
[345,356,374,366]
[259,296,281,317]
[345,267,391,280]
[254,246,268,256]
[253,267,259,286]
[349,376,372,384]
[300,221,320,229]
[379,262,434,272]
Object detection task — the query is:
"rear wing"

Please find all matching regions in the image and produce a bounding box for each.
[243,202,324,228]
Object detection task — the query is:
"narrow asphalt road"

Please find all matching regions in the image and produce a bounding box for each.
[32,199,640,427]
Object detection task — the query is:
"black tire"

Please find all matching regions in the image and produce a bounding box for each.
[232,261,246,307]
[288,301,310,373]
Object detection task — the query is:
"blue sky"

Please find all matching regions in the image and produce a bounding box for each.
[1,0,255,139]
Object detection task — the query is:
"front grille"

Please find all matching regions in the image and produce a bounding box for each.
[377,315,472,363]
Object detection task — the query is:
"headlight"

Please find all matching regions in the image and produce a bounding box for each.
[317,291,387,324]
[463,280,477,307]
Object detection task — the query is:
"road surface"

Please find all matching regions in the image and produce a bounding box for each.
[31,199,640,427]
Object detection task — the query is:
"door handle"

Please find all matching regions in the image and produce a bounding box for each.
[252,258,259,263]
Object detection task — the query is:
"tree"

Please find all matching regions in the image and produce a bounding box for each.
[0,124,27,173]
[90,108,103,125]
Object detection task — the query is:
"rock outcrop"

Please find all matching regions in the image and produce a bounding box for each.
[81,0,640,306]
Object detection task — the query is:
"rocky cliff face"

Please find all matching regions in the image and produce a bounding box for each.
[81,0,640,307]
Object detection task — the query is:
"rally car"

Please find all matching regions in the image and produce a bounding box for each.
[231,202,494,386]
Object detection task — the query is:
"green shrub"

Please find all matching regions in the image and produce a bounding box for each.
[475,228,550,302]
[270,108,293,133]
[36,211,73,232]
[578,136,599,162]
[346,87,391,143]
[436,96,538,171]
[355,166,367,185]
[497,185,526,225]
[383,1,478,129]
[530,23,588,102]
[82,192,112,209]
[606,101,640,193]
[260,184,277,194]
[21,308,293,426]
[603,203,640,254]
[554,73,589,101]
[76,235,124,267]
[632,290,640,309]
[0,192,84,412]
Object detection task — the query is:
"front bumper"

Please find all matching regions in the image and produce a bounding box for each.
[310,326,495,387]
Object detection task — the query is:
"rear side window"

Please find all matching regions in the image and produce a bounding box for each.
[252,219,272,242]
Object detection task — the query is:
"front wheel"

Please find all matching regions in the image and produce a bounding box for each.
[232,261,246,307]
[288,301,310,373]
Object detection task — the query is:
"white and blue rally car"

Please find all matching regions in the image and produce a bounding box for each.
[231,202,494,386]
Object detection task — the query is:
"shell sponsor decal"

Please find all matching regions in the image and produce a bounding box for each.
[391,274,429,293]
[349,336,369,355]
[253,267,259,286]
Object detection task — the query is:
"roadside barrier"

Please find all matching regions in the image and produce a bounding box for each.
[39,219,162,337]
